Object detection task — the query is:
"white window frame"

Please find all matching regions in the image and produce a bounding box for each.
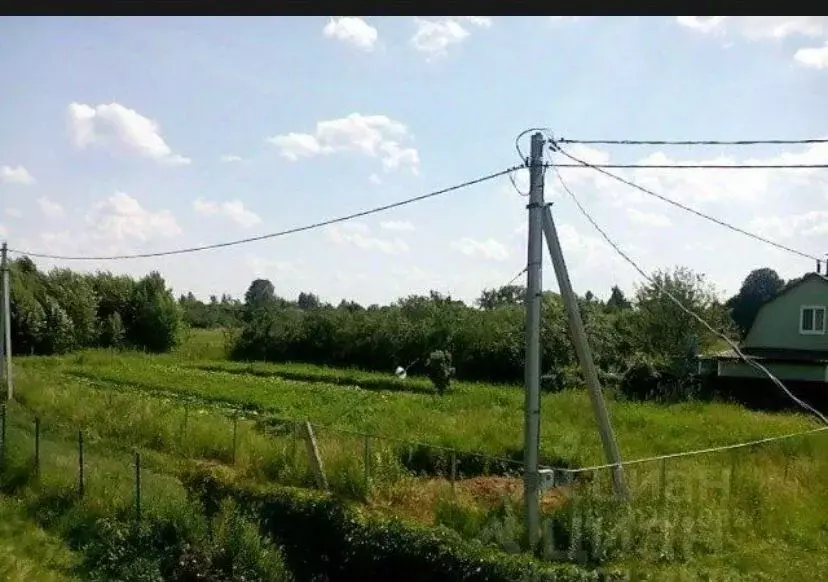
[799,305,826,335]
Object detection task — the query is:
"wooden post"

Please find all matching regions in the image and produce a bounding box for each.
[302,421,328,490]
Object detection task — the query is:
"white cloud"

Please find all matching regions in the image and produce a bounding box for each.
[450,237,509,261]
[67,102,190,166]
[676,16,727,35]
[748,210,828,239]
[676,17,828,40]
[0,165,35,185]
[327,222,409,254]
[267,113,419,173]
[193,198,261,228]
[795,43,828,68]
[323,17,378,51]
[410,17,492,59]
[268,133,325,161]
[626,208,671,228]
[380,220,415,232]
[0,224,6,237]
[369,173,382,185]
[5,208,22,218]
[37,197,64,218]
[220,154,244,163]
[86,192,181,242]
[677,17,828,66]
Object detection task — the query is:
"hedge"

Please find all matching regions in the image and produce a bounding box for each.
[181,465,627,582]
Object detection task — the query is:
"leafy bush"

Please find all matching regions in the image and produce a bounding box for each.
[182,465,624,582]
[61,502,292,581]
[426,350,455,395]
[619,352,703,404]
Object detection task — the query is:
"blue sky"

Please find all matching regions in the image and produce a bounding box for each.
[2,16,828,305]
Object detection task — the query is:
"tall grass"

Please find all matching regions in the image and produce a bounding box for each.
[0,403,294,581]
[6,339,828,579]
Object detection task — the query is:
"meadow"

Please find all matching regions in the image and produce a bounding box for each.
[1,328,827,580]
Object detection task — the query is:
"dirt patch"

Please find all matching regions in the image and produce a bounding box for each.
[370,475,571,525]
[460,475,571,512]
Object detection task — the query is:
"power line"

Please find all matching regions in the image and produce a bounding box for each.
[551,163,828,170]
[556,425,828,475]
[504,267,527,287]
[557,137,828,146]
[551,164,828,427]
[8,165,521,262]
[550,143,821,262]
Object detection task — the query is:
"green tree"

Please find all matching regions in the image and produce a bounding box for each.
[297,291,321,310]
[41,297,75,354]
[632,266,728,361]
[46,268,99,347]
[726,267,785,336]
[476,285,524,310]
[128,272,182,352]
[100,312,126,348]
[606,285,631,311]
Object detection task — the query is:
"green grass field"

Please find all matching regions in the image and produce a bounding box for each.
[2,328,828,580]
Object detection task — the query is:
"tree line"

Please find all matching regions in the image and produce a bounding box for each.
[6,254,795,394]
[8,256,181,355]
[229,267,737,392]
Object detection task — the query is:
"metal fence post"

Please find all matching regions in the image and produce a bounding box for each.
[363,434,371,496]
[135,452,141,522]
[0,403,6,472]
[450,450,457,495]
[34,417,40,477]
[291,420,298,469]
[659,458,667,507]
[182,402,189,446]
[78,430,85,498]
[231,413,238,465]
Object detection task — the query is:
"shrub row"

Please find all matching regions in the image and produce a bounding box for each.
[229,267,733,389]
[181,464,626,582]
[230,296,636,385]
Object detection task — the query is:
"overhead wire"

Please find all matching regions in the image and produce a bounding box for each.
[550,141,821,262]
[557,425,828,475]
[8,165,522,262]
[550,162,828,170]
[549,158,828,427]
[557,137,828,146]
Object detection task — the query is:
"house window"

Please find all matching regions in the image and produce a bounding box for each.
[800,306,826,334]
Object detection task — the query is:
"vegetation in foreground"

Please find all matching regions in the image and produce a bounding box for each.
[3,337,827,580]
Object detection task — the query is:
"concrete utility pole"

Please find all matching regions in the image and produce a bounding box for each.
[1,243,10,402]
[541,207,629,499]
[522,132,545,548]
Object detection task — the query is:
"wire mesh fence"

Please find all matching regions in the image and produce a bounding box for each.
[2,392,825,572]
